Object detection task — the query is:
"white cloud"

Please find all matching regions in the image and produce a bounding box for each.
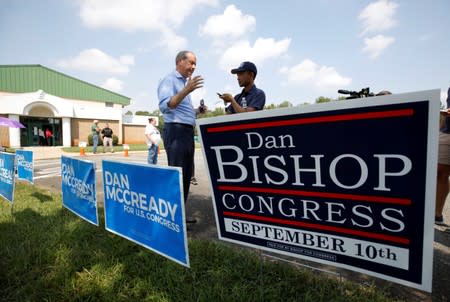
[79,0,217,31]
[78,0,217,52]
[158,28,188,55]
[101,77,124,92]
[362,34,395,59]
[280,59,352,91]
[219,37,291,71]
[199,5,256,38]
[190,86,206,105]
[57,48,134,74]
[359,0,398,36]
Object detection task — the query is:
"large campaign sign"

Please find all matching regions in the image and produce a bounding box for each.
[102,160,189,267]
[16,149,33,183]
[197,90,440,292]
[0,152,16,203]
[61,156,98,225]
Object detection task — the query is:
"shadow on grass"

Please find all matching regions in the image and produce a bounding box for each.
[30,191,54,202]
[0,185,406,302]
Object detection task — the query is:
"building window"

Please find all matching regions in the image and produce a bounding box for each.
[105,102,114,108]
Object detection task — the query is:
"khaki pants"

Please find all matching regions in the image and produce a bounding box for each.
[103,137,114,152]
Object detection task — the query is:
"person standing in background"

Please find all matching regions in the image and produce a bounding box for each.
[45,128,53,146]
[435,87,450,227]
[145,117,161,164]
[191,99,207,185]
[38,128,45,146]
[101,123,114,153]
[158,50,204,223]
[91,120,100,154]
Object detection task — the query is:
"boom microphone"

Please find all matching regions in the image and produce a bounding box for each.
[338,89,352,94]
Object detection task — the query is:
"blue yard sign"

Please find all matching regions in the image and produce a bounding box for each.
[197,90,440,292]
[0,152,16,203]
[102,160,189,267]
[16,149,34,184]
[61,156,98,225]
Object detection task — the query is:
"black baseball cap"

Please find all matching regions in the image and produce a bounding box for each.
[231,61,257,76]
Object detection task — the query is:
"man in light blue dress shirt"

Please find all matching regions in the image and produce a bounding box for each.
[158,50,204,223]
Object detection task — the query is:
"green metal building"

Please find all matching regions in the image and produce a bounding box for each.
[0,65,131,147]
[0,64,130,105]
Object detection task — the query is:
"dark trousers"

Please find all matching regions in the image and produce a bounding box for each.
[163,123,194,202]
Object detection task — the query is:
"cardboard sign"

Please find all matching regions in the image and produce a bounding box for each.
[0,152,16,203]
[16,149,33,184]
[197,90,440,292]
[102,160,189,267]
[61,156,98,225]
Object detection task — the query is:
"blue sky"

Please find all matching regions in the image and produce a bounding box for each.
[1,0,449,113]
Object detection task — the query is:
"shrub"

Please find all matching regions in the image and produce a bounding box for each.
[88,134,102,146]
[88,134,118,146]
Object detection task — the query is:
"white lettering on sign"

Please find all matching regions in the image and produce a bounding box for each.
[221,193,406,233]
[211,144,412,192]
[61,163,94,202]
[104,171,178,222]
[17,154,33,171]
[224,218,409,270]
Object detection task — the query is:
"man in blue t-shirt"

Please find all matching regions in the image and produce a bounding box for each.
[219,61,266,114]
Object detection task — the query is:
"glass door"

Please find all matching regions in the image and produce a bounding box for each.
[19,117,62,146]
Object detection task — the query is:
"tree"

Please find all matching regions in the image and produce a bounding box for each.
[124,110,133,115]
[264,103,277,110]
[197,107,225,119]
[278,101,293,108]
[315,96,333,103]
[150,109,161,116]
[265,101,300,110]
[157,116,164,133]
[135,110,151,116]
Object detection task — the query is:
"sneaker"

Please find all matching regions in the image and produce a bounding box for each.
[186,217,197,223]
[190,177,198,185]
[435,216,446,226]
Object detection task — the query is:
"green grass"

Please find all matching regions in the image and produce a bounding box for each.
[0,183,404,302]
[0,147,17,153]
[62,143,202,153]
[62,144,149,153]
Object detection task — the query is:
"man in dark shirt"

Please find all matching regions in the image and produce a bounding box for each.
[219,61,266,114]
[101,123,114,153]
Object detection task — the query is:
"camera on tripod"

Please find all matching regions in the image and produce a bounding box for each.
[338,87,375,99]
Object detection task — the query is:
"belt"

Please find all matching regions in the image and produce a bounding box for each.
[168,122,194,129]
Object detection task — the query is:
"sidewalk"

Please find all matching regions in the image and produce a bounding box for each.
[23,146,66,160]
[23,146,144,160]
